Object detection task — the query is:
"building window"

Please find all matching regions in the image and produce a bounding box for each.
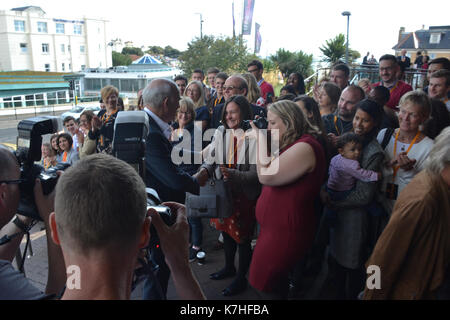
[14,20,25,32]
[62,63,65,72]
[20,43,28,53]
[56,23,65,34]
[81,65,86,71]
[61,44,65,53]
[74,24,82,35]
[80,45,86,53]
[430,33,441,44]
[42,43,49,53]
[37,22,48,33]
[45,64,50,72]
[68,45,71,52]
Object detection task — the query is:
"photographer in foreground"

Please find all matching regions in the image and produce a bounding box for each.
[49,153,205,300]
[0,146,66,299]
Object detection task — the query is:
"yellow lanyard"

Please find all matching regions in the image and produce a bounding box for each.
[389,81,399,94]
[392,129,420,180]
[100,109,118,146]
[334,115,341,135]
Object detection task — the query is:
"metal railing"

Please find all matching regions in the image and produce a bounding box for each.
[304,65,428,95]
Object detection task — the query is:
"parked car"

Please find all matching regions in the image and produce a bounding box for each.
[60,105,101,122]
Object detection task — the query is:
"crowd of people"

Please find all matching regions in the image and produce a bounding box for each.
[1,54,450,301]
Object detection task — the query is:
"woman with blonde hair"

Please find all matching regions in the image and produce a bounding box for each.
[185,80,209,131]
[90,85,120,154]
[242,73,265,106]
[248,100,326,298]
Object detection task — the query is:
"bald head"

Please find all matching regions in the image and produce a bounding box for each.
[142,79,180,122]
[0,146,19,180]
[223,75,248,100]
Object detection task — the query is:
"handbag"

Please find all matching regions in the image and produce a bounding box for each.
[185,171,233,218]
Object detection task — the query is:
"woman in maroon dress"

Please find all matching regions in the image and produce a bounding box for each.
[248,100,326,298]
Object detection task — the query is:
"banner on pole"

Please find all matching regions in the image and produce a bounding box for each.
[242,0,255,35]
[255,23,261,53]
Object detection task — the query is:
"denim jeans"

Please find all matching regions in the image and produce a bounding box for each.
[188,217,203,247]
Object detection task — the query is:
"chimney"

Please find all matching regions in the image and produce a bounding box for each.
[398,27,405,43]
[422,25,425,30]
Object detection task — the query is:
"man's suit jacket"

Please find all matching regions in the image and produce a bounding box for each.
[145,114,199,203]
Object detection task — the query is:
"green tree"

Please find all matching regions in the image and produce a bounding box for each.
[270,49,313,79]
[163,45,181,58]
[146,46,164,56]
[121,47,144,56]
[179,35,254,77]
[112,51,132,66]
[319,34,360,65]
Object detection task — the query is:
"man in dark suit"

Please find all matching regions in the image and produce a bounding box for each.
[210,74,266,129]
[141,78,208,299]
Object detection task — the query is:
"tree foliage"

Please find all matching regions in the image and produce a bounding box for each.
[319,34,360,65]
[179,35,254,77]
[269,49,314,79]
[112,51,132,66]
[121,47,144,56]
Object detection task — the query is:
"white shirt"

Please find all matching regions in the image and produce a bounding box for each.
[144,107,172,140]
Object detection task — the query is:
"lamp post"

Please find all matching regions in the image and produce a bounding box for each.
[195,13,204,39]
[342,11,351,65]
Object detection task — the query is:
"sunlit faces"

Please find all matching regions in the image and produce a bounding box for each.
[429,77,449,100]
[353,108,376,136]
[427,63,444,81]
[192,72,204,82]
[64,119,78,135]
[338,88,360,120]
[224,102,242,130]
[379,59,398,84]
[317,87,332,108]
[207,73,217,88]
[58,137,71,152]
[175,79,187,96]
[223,77,245,100]
[177,107,193,127]
[41,144,51,158]
[105,93,118,109]
[51,136,59,151]
[398,102,427,133]
[267,110,287,142]
[186,84,202,104]
[339,141,362,161]
[79,114,91,131]
[330,70,348,90]
[288,73,299,88]
[215,78,226,96]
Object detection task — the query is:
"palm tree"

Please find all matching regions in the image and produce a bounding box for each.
[320,34,360,65]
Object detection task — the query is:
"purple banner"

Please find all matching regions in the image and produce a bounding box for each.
[242,0,255,35]
[255,23,261,53]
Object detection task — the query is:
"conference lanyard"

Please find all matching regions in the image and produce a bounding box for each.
[392,129,420,180]
[99,109,118,146]
[333,115,342,135]
[227,134,245,168]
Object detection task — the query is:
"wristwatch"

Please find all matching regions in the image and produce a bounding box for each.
[12,215,32,233]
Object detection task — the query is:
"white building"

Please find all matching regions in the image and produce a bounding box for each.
[0,6,112,72]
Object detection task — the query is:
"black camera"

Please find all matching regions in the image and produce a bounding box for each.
[112,112,175,248]
[242,116,268,131]
[145,188,176,249]
[15,116,68,220]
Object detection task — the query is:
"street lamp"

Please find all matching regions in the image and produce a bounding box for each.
[195,13,204,39]
[342,11,351,65]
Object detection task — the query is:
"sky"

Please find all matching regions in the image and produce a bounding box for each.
[5,0,450,65]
